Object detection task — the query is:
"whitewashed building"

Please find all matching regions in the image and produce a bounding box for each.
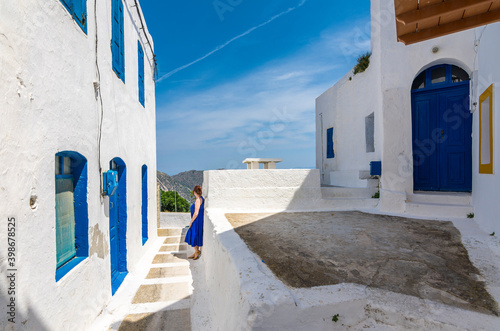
[0,0,157,329]
[316,0,500,233]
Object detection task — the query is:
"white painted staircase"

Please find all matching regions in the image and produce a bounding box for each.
[405,192,473,218]
[321,184,379,209]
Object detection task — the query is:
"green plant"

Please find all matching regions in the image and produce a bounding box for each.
[467,213,474,218]
[490,232,495,236]
[353,52,371,75]
[332,314,339,322]
[160,190,190,212]
[372,191,380,199]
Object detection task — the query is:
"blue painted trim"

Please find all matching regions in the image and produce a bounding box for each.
[55,151,89,282]
[111,271,128,295]
[59,0,87,34]
[112,0,125,82]
[141,165,148,245]
[55,256,87,281]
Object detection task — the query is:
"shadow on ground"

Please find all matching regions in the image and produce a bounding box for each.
[226,211,499,316]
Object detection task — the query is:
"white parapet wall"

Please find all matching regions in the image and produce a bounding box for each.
[200,170,500,330]
[204,169,338,212]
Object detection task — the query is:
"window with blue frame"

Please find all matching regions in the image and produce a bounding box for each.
[112,0,125,82]
[60,0,87,33]
[138,42,145,106]
[55,152,89,281]
[411,65,469,91]
[327,128,335,159]
[141,165,148,245]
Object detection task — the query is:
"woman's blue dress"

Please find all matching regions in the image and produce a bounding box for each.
[185,197,204,247]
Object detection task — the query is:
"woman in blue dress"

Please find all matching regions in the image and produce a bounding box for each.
[185,185,204,260]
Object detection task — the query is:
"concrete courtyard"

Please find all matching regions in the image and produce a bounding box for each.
[226,211,499,316]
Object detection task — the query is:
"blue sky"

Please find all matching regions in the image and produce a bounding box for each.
[140,0,371,175]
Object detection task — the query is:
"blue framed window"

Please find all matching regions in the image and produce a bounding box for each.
[326,128,335,159]
[55,152,89,281]
[141,165,148,245]
[411,65,469,91]
[60,0,87,33]
[112,0,125,82]
[138,42,145,107]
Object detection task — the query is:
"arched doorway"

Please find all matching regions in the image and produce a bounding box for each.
[411,64,472,192]
[109,157,128,294]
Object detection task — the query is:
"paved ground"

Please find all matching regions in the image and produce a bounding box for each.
[225,211,499,316]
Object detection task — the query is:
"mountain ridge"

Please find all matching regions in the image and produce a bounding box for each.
[156,170,203,204]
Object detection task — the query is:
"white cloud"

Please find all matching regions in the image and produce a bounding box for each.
[156,21,371,171]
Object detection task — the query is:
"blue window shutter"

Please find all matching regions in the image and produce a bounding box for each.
[141,165,148,245]
[73,0,87,31]
[138,42,145,106]
[119,0,125,79]
[59,0,87,33]
[327,128,335,159]
[61,0,74,12]
[112,0,125,82]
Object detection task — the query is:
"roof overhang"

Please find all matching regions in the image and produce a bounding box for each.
[395,0,500,45]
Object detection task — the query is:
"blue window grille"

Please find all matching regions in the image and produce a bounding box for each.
[112,0,125,82]
[60,0,87,33]
[55,152,89,281]
[138,42,145,106]
[327,128,335,159]
[141,165,148,245]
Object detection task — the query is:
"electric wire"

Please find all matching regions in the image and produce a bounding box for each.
[95,0,105,199]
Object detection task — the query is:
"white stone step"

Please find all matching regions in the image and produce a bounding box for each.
[321,186,379,199]
[405,201,473,218]
[408,192,472,205]
[320,197,379,209]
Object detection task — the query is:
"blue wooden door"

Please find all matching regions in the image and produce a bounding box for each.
[412,85,472,191]
[412,92,439,190]
[109,159,128,295]
[438,86,472,191]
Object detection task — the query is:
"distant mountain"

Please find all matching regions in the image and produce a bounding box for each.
[156,170,203,204]
[172,170,204,192]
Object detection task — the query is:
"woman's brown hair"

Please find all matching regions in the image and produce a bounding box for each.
[193,185,202,196]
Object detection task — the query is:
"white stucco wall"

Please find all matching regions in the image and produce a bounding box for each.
[373,0,478,212]
[204,169,346,212]
[315,61,382,187]
[0,0,157,330]
[316,0,500,227]
[471,24,500,234]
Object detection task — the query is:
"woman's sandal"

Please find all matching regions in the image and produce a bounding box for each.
[193,252,201,260]
[188,254,196,259]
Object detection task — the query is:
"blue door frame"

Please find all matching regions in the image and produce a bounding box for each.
[109,158,128,295]
[411,65,472,192]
